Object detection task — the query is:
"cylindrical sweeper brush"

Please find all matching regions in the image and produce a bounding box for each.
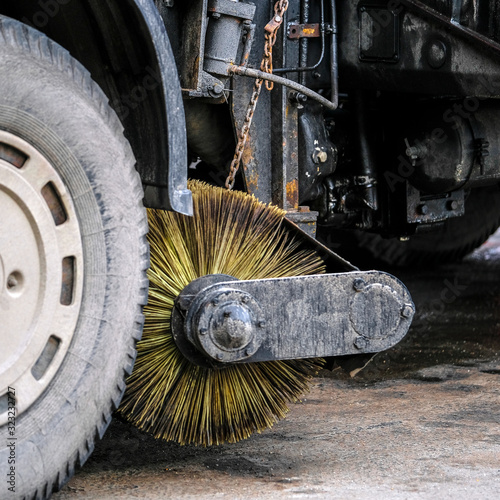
[118,180,325,446]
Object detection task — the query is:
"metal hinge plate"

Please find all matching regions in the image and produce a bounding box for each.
[288,22,321,39]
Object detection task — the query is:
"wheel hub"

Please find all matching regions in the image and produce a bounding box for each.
[191,288,263,363]
[0,132,83,424]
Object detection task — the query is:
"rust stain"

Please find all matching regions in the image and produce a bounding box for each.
[242,145,259,196]
[286,180,299,209]
[288,23,321,39]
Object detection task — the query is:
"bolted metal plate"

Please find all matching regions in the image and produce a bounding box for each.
[174,271,414,365]
[350,281,404,350]
[287,23,321,39]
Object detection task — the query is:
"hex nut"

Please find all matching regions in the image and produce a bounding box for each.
[401,304,414,319]
[353,279,366,292]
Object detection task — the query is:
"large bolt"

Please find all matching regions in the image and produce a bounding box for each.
[426,39,447,69]
[290,92,308,104]
[353,279,366,292]
[312,147,328,164]
[209,83,224,96]
[401,304,414,319]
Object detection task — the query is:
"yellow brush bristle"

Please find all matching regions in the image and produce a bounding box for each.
[118,180,326,446]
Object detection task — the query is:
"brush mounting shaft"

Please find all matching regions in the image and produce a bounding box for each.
[172,271,414,366]
[187,287,264,363]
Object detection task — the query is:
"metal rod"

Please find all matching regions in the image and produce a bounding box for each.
[354,90,378,211]
[229,65,338,110]
[300,0,310,85]
[329,0,338,110]
[451,0,462,24]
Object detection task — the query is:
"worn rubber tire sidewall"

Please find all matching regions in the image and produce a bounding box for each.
[0,18,148,499]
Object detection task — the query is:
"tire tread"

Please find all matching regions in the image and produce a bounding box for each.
[0,15,149,500]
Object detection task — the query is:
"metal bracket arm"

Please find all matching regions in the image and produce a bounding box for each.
[172,271,414,366]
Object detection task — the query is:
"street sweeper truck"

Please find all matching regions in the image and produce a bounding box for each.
[1,1,500,498]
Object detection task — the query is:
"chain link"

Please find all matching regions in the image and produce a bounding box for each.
[225,0,289,190]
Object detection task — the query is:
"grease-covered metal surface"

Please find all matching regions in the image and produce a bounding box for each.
[55,233,500,500]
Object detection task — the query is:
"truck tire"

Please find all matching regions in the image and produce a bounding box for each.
[318,185,500,268]
[0,16,148,499]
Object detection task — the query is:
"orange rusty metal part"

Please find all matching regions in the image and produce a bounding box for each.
[0,142,27,168]
[286,179,299,209]
[241,145,259,196]
[60,257,75,306]
[41,182,68,227]
[288,23,321,39]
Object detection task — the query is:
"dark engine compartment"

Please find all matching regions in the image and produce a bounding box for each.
[167,0,500,243]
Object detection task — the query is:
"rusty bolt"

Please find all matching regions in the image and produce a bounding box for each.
[275,15,282,23]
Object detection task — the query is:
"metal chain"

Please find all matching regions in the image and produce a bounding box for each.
[225,0,289,190]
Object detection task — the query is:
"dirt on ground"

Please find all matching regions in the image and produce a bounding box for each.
[54,235,500,500]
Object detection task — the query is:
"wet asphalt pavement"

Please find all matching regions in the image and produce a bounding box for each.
[54,233,500,500]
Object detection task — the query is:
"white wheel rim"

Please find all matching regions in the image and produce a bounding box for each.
[0,131,84,424]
